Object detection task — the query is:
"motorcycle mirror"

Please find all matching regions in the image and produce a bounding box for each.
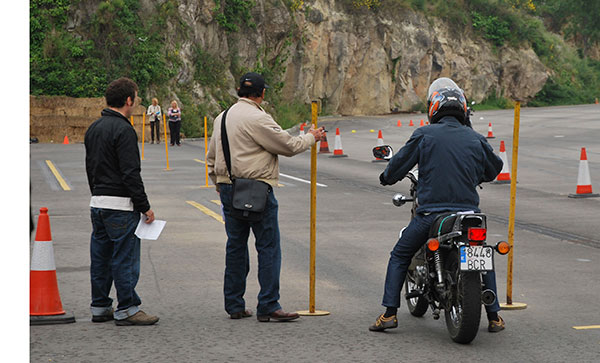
[373,145,393,160]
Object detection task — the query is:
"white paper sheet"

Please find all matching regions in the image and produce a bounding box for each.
[135,218,166,240]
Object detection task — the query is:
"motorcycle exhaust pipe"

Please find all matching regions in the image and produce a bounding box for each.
[482,289,497,306]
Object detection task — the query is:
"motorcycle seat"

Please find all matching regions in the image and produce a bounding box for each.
[429,213,457,237]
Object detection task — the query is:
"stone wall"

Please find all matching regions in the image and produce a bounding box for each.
[30,96,162,143]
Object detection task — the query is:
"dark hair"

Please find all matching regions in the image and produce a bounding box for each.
[237,85,264,98]
[105,78,138,108]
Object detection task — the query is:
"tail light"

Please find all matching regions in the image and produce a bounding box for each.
[468,227,486,241]
[427,238,440,251]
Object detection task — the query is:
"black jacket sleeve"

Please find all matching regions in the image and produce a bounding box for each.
[381,129,422,184]
[480,139,504,183]
[116,127,150,213]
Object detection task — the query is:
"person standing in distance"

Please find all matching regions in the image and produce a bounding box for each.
[85,77,159,326]
[207,72,325,322]
[167,100,182,146]
[146,97,161,144]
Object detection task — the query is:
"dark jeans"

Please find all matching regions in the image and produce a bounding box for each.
[150,120,160,142]
[169,121,181,145]
[90,208,141,320]
[218,183,282,316]
[382,212,500,313]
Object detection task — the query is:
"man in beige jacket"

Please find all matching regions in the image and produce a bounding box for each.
[207,72,325,322]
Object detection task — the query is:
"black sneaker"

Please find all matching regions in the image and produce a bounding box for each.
[488,316,505,332]
[369,314,398,332]
[92,308,114,323]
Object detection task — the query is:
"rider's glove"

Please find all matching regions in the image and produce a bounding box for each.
[379,172,389,186]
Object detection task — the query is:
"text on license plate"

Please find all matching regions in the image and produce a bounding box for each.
[460,246,494,271]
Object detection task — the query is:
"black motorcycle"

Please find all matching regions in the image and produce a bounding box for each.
[373,145,510,344]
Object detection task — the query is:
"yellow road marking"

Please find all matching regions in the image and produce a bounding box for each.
[573,325,600,330]
[186,201,224,224]
[194,159,205,164]
[45,160,71,191]
[211,200,221,206]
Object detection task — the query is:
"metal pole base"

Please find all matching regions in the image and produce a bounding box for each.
[500,302,528,310]
[31,312,76,325]
[297,310,330,316]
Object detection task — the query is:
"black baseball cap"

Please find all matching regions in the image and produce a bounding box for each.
[239,72,269,92]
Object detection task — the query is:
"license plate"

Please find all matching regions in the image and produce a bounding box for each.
[460,246,494,271]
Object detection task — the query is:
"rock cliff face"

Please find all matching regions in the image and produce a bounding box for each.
[73,0,549,115]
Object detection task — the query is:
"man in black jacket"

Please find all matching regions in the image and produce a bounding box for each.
[369,78,506,333]
[85,77,158,326]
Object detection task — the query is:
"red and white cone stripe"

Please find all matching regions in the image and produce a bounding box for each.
[569,147,599,198]
[494,140,511,184]
[330,128,348,158]
[486,123,495,139]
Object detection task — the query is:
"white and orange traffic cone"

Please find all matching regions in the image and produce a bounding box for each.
[409,120,414,126]
[420,119,425,127]
[299,123,305,136]
[397,120,402,127]
[319,131,330,153]
[373,130,387,162]
[486,123,495,139]
[493,140,511,184]
[30,208,75,325]
[63,135,69,145]
[329,128,348,158]
[569,147,599,198]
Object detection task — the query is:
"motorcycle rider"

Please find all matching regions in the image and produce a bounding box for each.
[369,78,506,333]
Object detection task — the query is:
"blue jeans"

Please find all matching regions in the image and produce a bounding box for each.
[219,183,282,316]
[382,213,500,313]
[90,208,141,320]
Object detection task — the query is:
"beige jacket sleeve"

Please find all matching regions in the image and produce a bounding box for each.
[206,114,219,188]
[249,114,315,157]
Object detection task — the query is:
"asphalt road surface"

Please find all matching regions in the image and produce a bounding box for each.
[29,104,600,362]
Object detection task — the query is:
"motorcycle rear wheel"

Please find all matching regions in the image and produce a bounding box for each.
[405,262,428,317]
[444,249,482,344]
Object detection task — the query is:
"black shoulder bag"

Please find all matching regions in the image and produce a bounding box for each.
[220,108,271,222]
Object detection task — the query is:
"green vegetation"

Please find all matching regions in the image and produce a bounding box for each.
[30,0,600,130]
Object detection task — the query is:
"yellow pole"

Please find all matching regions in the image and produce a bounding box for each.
[130,116,134,126]
[501,101,527,310]
[141,113,145,160]
[298,100,329,316]
[204,116,209,186]
[163,113,170,170]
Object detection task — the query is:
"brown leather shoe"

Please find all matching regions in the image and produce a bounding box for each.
[115,311,159,326]
[257,309,300,322]
[230,309,253,319]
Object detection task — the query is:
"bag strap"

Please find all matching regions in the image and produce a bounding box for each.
[220,108,234,182]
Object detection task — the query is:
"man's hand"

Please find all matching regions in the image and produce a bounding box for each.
[308,125,326,142]
[144,209,155,224]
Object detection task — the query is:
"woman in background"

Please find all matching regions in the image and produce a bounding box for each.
[146,98,161,144]
[167,100,182,146]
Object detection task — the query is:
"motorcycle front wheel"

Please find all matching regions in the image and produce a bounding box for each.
[405,258,428,317]
[444,249,482,344]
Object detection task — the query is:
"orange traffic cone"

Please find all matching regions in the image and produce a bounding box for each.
[63,135,69,145]
[299,123,306,136]
[372,130,387,162]
[493,141,511,184]
[569,147,599,198]
[30,208,75,325]
[329,128,348,158]
[486,123,495,139]
[426,121,429,125]
[420,119,424,126]
[397,120,402,127]
[409,120,414,126]
[319,131,330,153]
